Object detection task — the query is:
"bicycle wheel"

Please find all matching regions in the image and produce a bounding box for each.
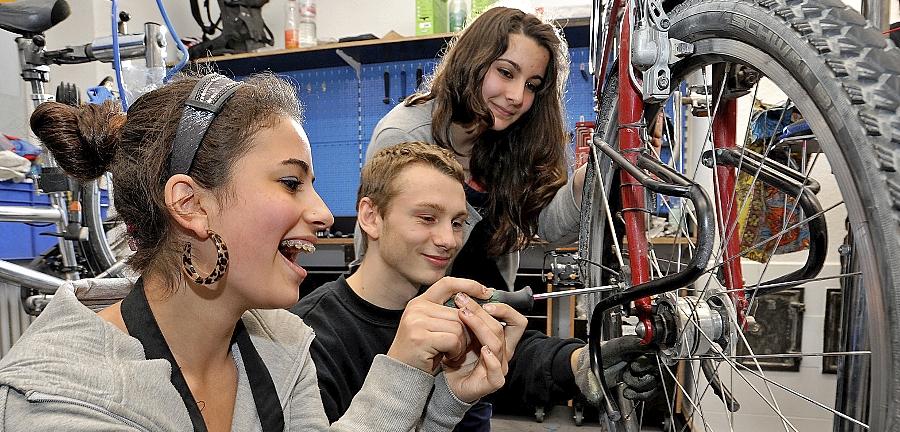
[18,178,124,297]
[579,0,900,429]
[79,179,125,277]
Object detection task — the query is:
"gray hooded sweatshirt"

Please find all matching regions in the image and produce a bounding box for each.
[0,278,470,431]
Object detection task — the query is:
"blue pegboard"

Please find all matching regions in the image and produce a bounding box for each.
[360,60,437,159]
[565,48,595,127]
[279,67,362,216]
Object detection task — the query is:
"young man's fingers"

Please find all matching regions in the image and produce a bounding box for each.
[457,300,505,358]
[419,276,490,304]
[408,300,467,324]
[481,302,528,329]
[481,302,528,356]
[419,315,466,338]
[478,345,507,390]
[428,331,468,360]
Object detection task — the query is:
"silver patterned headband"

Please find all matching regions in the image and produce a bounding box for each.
[167,73,244,178]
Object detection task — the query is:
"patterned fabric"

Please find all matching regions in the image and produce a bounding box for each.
[736,107,811,263]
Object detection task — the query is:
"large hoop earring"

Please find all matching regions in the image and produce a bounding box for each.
[182,230,229,285]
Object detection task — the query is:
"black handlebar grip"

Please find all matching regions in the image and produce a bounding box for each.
[444,286,534,313]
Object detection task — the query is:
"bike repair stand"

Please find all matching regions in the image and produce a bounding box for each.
[17,33,83,280]
[543,249,589,426]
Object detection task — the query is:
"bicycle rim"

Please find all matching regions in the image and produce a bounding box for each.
[80,180,119,276]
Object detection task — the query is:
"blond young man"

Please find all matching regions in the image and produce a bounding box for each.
[292,142,656,431]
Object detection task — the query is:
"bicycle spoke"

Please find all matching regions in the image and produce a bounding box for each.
[744,152,825,311]
[730,361,869,429]
[675,351,871,361]
[705,200,844,276]
[683,315,803,431]
[658,357,715,431]
[592,142,627,270]
[690,310,870,430]
[656,355,678,431]
[678,357,737,432]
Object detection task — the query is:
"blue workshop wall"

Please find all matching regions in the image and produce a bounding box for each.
[266,47,593,217]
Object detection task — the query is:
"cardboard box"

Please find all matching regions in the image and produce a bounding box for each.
[416,0,449,35]
[470,0,495,19]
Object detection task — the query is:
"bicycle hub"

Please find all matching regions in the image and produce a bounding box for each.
[635,292,738,365]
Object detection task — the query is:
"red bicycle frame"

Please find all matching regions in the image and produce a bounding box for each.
[601,0,748,340]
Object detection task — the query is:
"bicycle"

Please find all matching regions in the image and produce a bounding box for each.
[576,0,900,428]
[0,0,168,314]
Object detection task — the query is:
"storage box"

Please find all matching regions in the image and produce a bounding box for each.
[0,182,54,260]
[0,181,109,260]
[416,0,449,35]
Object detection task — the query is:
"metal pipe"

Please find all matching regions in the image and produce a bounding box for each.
[143,22,166,68]
[0,260,64,293]
[95,259,127,279]
[861,0,889,31]
[87,33,145,62]
[711,67,747,324]
[617,9,652,315]
[0,205,63,223]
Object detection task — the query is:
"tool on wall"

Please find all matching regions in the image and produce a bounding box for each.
[399,69,407,101]
[415,67,424,92]
[382,71,391,104]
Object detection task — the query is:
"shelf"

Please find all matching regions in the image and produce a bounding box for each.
[193,18,590,76]
[316,237,354,245]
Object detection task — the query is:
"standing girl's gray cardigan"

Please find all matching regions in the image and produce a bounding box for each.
[0,278,470,431]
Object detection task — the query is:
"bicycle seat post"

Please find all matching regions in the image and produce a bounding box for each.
[16,35,52,108]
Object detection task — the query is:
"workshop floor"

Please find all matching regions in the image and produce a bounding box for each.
[490,406,602,432]
[491,410,590,432]
[491,407,666,431]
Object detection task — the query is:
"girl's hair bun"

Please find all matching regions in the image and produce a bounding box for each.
[30,101,125,180]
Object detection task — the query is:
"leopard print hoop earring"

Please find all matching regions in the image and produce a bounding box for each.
[182,230,229,285]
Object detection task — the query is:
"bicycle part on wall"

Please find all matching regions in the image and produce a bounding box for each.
[578,0,900,428]
[187,0,273,59]
[735,289,805,372]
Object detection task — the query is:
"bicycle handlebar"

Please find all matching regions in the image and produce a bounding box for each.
[30,22,164,67]
[590,135,716,309]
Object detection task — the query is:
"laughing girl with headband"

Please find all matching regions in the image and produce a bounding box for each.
[0,73,522,431]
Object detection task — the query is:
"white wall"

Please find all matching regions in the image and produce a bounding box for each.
[0,0,591,138]
[2,0,895,135]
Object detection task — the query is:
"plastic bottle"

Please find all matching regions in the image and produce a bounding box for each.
[284,0,300,49]
[448,0,468,32]
[298,0,317,48]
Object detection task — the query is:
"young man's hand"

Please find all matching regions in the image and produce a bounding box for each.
[442,292,528,403]
[386,277,493,374]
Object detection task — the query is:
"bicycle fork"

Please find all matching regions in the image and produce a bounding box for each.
[593,27,830,425]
